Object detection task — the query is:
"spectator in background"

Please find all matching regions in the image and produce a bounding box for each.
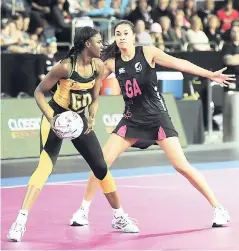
[30,0,53,32]
[67,0,89,17]
[1,19,17,47]
[168,0,179,17]
[197,0,216,28]
[223,18,239,42]
[1,16,36,53]
[176,9,190,28]
[183,0,197,24]
[38,40,58,82]
[112,0,132,18]
[187,15,211,51]
[12,14,36,49]
[159,16,175,51]
[135,19,153,46]
[151,0,173,23]
[127,0,153,29]
[1,0,32,19]
[217,0,239,33]
[124,0,137,17]
[51,0,72,42]
[150,22,165,50]
[171,11,188,50]
[222,25,239,91]
[2,0,32,33]
[1,18,35,53]
[29,24,44,43]
[205,15,222,49]
[87,0,119,17]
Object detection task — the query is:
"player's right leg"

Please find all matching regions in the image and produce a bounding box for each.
[70,134,137,229]
[7,107,63,242]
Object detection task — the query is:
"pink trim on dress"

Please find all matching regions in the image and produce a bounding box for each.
[158,126,166,140]
[117,125,127,138]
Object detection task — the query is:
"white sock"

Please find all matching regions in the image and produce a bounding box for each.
[214,204,223,209]
[80,199,91,212]
[113,207,124,218]
[16,210,28,224]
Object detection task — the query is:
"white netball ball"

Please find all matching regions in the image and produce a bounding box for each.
[54,111,84,139]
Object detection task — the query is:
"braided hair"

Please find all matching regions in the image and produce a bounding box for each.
[63,26,99,60]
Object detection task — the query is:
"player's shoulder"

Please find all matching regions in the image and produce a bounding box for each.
[92,58,104,74]
[104,57,115,71]
[59,57,72,73]
[48,57,71,77]
[92,57,103,66]
[142,46,157,59]
[142,45,157,52]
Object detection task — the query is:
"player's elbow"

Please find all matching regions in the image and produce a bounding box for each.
[34,86,43,99]
[34,87,39,98]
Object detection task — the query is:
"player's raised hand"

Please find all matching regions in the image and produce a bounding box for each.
[210,67,236,86]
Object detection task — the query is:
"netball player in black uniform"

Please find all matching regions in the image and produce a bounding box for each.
[7,26,139,242]
[72,21,233,228]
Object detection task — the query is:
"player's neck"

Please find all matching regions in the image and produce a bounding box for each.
[77,51,91,66]
[120,46,135,62]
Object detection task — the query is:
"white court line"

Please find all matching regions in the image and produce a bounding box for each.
[1,167,239,189]
[1,173,175,189]
[46,183,176,190]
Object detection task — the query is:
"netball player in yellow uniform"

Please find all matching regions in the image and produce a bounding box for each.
[7,26,139,242]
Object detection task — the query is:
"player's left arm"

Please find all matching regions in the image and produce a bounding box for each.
[147,46,235,85]
[85,58,104,134]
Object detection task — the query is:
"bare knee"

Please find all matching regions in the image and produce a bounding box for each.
[104,156,113,168]
[172,160,192,176]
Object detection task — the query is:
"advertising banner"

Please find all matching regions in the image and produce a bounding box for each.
[1,94,187,159]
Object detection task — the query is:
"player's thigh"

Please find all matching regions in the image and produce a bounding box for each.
[103,133,138,167]
[156,137,190,169]
[71,130,105,169]
[40,108,62,166]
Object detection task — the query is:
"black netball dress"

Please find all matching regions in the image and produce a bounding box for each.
[113,46,178,148]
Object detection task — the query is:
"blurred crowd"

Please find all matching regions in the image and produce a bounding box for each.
[1,0,239,54]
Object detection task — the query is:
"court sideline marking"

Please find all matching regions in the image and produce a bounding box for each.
[1,160,239,189]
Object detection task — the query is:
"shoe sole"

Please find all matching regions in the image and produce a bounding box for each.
[8,239,20,242]
[7,237,21,242]
[212,219,230,227]
[112,224,139,233]
[70,221,89,226]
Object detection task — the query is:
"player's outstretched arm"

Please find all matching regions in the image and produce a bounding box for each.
[147,46,236,86]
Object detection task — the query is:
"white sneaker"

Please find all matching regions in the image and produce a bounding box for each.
[112,213,139,233]
[70,208,89,226]
[212,206,231,227]
[7,221,26,242]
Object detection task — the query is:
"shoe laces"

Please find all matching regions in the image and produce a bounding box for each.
[12,222,26,232]
[117,213,138,226]
[214,206,225,216]
[76,208,88,218]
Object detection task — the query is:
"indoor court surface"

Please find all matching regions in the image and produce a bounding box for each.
[1,146,239,250]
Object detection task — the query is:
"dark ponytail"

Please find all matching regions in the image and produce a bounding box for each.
[101,20,135,61]
[63,26,99,60]
[63,46,75,60]
[101,41,120,61]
